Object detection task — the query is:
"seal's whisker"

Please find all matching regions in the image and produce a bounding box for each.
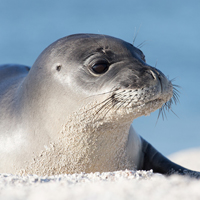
[172,92,179,105]
[154,61,158,68]
[115,99,127,111]
[115,96,133,112]
[172,85,180,105]
[162,105,168,120]
[91,97,115,121]
[157,108,162,121]
[172,84,181,91]
[85,88,125,120]
[137,40,147,49]
[167,101,172,111]
[93,89,128,119]
[172,84,181,88]
[85,86,119,99]
[170,78,180,84]
[95,98,113,115]
[94,101,113,120]
[114,98,127,112]
[101,100,120,119]
[86,96,113,113]
[162,104,167,119]
[85,90,114,99]
[173,91,180,101]
[115,102,128,112]
[169,108,179,119]
[173,89,180,97]
[158,103,168,121]
[157,85,180,121]
[133,26,141,45]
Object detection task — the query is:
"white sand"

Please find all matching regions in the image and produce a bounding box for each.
[168,148,200,171]
[1,149,200,200]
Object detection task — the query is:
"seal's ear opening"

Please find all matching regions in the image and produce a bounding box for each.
[56,65,62,71]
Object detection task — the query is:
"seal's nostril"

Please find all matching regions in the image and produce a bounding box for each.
[148,70,157,80]
[147,69,164,92]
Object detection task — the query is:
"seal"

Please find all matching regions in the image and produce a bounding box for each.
[0,34,199,177]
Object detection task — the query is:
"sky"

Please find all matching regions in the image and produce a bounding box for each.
[0,0,200,155]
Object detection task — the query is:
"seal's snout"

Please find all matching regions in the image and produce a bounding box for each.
[143,66,172,101]
[152,67,173,99]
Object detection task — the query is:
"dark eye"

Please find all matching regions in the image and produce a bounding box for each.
[92,63,109,74]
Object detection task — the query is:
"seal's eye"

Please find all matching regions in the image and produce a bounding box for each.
[92,63,109,74]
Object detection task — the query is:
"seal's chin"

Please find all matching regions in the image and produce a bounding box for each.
[138,98,167,116]
[113,97,167,120]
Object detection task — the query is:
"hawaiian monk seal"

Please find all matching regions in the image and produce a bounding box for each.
[0,34,199,177]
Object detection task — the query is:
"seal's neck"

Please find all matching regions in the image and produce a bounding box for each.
[22,101,135,175]
[59,110,133,173]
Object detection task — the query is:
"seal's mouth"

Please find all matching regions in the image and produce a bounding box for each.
[91,80,179,121]
[112,92,168,118]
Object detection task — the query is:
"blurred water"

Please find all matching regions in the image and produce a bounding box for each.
[0,0,200,155]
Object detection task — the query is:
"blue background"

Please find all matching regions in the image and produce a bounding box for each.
[1,0,200,155]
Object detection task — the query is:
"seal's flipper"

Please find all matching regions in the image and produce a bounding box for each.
[0,64,30,80]
[140,137,200,178]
